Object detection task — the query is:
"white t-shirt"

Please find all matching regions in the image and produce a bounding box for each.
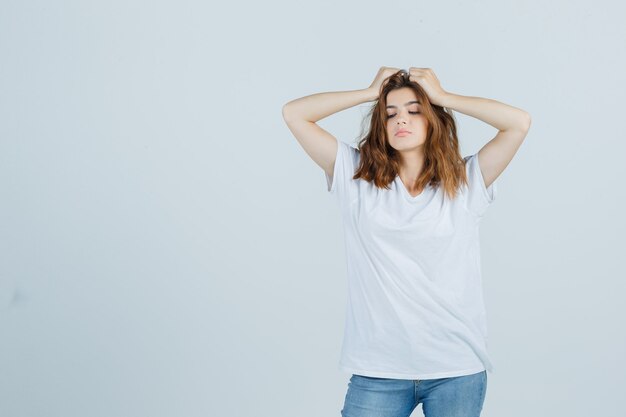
[325,140,498,380]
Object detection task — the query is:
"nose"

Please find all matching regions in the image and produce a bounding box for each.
[395,110,408,124]
[396,117,407,125]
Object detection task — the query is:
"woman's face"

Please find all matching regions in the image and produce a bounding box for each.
[385,87,429,152]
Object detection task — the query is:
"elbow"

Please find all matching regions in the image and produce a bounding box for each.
[282,103,294,122]
[522,111,532,130]
[503,112,531,133]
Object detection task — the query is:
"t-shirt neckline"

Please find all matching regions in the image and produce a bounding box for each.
[395,175,430,202]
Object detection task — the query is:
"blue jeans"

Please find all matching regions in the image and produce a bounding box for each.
[340,370,487,417]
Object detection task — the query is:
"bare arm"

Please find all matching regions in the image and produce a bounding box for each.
[440,93,531,189]
[282,67,399,177]
[440,93,530,132]
[282,88,377,123]
[282,88,377,176]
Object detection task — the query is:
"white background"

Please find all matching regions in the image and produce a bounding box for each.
[1,1,624,416]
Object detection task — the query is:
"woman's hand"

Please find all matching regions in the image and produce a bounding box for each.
[408,67,449,107]
[367,66,402,98]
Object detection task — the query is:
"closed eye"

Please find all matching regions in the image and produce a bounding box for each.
[387,111,420,119]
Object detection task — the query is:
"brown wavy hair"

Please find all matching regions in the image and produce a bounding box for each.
[353,69,469,200]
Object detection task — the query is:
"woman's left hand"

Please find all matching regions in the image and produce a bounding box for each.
[408,68,449,107]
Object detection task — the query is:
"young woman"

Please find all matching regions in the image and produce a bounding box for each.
[282,67,531,417]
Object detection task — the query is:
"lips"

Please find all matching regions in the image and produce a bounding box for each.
[395,129,411,136]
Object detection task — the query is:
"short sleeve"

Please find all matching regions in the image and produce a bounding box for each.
[462,153,497,217]
[324,140,359,204]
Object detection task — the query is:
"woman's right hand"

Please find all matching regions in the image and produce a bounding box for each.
[367,66,403,98]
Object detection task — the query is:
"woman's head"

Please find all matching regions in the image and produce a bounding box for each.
[353,69,468,199]
[385,86,429,154]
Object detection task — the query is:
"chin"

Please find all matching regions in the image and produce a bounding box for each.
[394,142,424,151]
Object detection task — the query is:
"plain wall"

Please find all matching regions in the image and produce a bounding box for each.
[1,1,624,416]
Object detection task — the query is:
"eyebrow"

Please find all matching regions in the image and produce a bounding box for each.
[386,100,420,109]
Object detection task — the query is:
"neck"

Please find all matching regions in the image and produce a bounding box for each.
[397,149,425,182]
